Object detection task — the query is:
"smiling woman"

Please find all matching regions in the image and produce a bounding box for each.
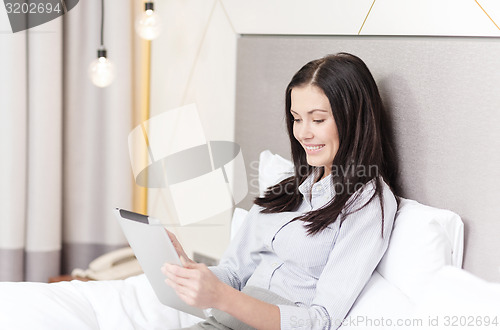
[161,53,400,330]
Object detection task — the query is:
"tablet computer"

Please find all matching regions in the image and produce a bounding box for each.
[114,208,208,319]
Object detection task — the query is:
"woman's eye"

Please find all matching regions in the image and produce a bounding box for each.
[313,119,325,123]
[293,118,301,123]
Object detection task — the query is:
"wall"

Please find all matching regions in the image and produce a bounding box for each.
[148,0,237,260]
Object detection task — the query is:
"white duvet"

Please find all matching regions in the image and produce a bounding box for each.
[1,266,499,330]
[0,274,202,330]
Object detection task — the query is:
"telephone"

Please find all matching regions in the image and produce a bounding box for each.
[71,246,144,280]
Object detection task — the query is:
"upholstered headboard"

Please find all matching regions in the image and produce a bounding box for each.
[233,35,500,282]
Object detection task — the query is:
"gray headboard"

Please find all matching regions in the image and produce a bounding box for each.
[234,35,500,282]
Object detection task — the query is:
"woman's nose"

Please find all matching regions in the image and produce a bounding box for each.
[296,122,313,140]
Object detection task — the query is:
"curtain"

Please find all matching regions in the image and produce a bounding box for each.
[0,0,138,282]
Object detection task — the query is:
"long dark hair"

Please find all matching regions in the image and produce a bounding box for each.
[255,53,398,235]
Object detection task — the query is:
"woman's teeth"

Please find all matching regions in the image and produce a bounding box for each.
[305,145,324,151]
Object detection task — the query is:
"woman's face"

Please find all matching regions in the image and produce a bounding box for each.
[291,84,340,179]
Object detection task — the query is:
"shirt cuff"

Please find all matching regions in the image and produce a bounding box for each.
[208,265,240,289]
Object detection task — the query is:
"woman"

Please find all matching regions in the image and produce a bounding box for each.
[162,53,399,330]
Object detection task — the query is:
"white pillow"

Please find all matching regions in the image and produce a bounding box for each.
[258,150,293,196]
[413,266,500,322]
[376,198,464,301]
[230,207,249,240]
[341,270,415,329]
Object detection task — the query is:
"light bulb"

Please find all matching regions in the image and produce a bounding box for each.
[88,49,115,88]
[135,2,161,40]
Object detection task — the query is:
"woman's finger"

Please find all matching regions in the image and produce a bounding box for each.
[162,263,198,280]
[165,277,194,298]
[165,229,177,243]
[164,230,195,262]
[166,272,198,290]
[180,255,198,268]
[176,290,196,306]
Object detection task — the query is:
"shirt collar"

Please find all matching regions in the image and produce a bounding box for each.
[298,168,335,201]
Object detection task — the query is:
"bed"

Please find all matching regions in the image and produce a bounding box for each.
[1,35,500,329]
[0,151,499,329]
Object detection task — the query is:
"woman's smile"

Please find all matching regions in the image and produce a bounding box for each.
[304,144,325,154]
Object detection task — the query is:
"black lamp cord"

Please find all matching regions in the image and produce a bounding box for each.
[100,0,104,47]
[96,0,106,58]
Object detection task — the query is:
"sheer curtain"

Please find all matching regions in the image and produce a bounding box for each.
[0,0,138,282]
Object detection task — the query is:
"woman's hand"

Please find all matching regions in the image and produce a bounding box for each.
[165,229,193,263]
[161,257,225,310]
[163,258,281,330]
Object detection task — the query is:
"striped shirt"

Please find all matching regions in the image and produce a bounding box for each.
[210,172,397,329]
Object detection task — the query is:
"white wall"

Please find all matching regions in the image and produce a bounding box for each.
[148,0,237,260]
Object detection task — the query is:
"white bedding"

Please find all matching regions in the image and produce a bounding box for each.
[0,151,476,329]
[0,274,202,329]
[2,267,499,330]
